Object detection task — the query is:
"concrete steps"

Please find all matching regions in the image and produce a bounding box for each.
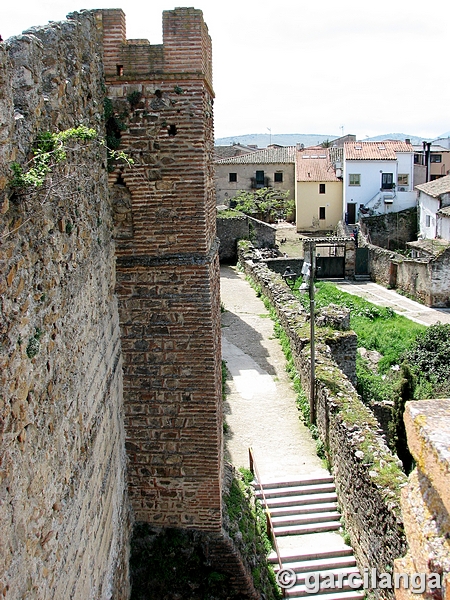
[256,475,363,599]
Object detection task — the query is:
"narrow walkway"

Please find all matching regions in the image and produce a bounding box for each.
[332,280,450,326]
[220,266,353,565]
[220,265,322,481]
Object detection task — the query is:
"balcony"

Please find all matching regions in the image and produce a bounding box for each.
[250,176,270,189]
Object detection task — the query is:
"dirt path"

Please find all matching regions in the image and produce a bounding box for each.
[220,265,323,481]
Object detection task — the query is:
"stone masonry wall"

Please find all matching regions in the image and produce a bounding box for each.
[360,208,418,250]
[363,240,450,307]
[238,242,407,599]
[395,400,450,600]
[216,213,276,262]
[100,8,223,530]
[0,12,130,600]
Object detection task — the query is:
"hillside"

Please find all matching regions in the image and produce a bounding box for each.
[215,132,440,148]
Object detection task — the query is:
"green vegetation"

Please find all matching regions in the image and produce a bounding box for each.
[11,126,98,189]
[216,208,246,219]
[291,278,450,471]
[224,469,282,599]
[231,188,294,222]
[10,123,133,190]
[26,327,43,359]
[293,280,424,371]
[247,274,405,497]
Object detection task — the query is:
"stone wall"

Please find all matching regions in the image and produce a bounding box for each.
[362,241,450,307]
[238,242,407,599]
[0,12,130,599]
[100,8,223,530]
[394,400,450,600]
[360,208,418,250]
[216,212,276,262]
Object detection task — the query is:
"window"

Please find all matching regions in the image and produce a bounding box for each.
[397,174,409,187]
[414,153,424,165]
[426,215,431,227]
[319,206,326,220]
[349,174,360,186]
[229,172,237,182]
[431,154,442,163]
[319,183,326,194]
[254,170,265,189]
[381,173,394,190]
[116,65,124,76]
[274,172,283,183]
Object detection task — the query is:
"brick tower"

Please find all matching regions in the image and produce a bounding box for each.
[99,8,222,530]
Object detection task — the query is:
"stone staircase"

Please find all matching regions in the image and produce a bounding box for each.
[254,474,364,599]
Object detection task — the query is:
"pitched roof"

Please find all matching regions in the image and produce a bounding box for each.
[344,140,413,160]
[215,145,296,165]
[296,147,341,182]
[416,174,450,197]
[214,144,259,159]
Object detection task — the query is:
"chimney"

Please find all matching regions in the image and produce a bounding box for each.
[405,138,411,145]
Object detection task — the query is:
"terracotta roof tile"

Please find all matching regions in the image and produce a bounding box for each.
[345,140,413,160]
[215,145,296,165]
[296,148,340,182]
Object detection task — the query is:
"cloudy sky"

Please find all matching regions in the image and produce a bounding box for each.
[3,0,450,141]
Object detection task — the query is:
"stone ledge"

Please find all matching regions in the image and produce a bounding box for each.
[404,399,450,515]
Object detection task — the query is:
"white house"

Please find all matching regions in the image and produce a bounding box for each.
[343,140,415,224]
[415,174,450,241]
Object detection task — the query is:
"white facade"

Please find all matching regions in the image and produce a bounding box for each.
[416,175,450,241]
[342,142,415,224]
[417,190,439,239]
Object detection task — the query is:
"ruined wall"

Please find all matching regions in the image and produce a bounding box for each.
[99,8,223,530]
[216,212,276,262]
[363,241,450,307]
[360,208,418,249]
[395,400,450,600]
[238,243,407,599]
[0,13,130,599]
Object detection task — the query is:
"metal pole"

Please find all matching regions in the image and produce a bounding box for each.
[309,242,316,424]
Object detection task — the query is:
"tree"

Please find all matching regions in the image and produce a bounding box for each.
[231,188,294,223]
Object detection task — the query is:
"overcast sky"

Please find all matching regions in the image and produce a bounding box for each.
[3,0,450,141]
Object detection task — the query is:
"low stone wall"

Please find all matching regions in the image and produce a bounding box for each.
[238,242,408,599]
[217,213,249,262]
[394,400,450,600]
[362,242,450,307]
[265,257,304,277]
[216,212,276,262]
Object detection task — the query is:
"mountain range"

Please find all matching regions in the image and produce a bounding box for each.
[215,132,450,148]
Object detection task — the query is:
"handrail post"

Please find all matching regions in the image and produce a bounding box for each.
[248,448,284,577]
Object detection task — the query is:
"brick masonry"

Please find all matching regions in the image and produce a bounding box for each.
[99,8,223,529]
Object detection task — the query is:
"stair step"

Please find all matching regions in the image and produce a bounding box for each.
[283,565,360,584]
[286,587,364,599]
[255,482,336,498]
[269,502,338,517]
[256,475,334,489]
[272,511,341,527]
[269,547,354,564]
[261,492,338,508]
[273,520,341,536]
[278,555,357,573]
